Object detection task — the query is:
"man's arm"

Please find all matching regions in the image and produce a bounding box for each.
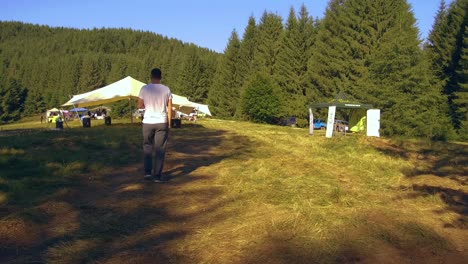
[167,98,173,128]
[137,98,145,109]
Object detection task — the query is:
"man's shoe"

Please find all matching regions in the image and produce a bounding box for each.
[153,175,168,183]
[144,175,153,181]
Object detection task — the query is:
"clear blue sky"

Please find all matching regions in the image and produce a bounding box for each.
[1,0,449,53]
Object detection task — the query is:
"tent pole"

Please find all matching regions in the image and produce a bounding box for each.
[68,95,82,125]
[129,98,133,124]
[72,102,82,125]
[59,108,71,129]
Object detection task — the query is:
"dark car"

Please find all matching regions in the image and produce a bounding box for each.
[279,117,296,127]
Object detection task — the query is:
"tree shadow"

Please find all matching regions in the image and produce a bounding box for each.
[373,140,467,229]
[373,140,467,181]
[237,219,464,264]
[0,123,254,263]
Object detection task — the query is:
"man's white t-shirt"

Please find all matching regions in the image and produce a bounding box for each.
[138,83,172,124]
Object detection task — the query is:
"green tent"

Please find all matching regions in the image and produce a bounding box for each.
[308,92,379,138]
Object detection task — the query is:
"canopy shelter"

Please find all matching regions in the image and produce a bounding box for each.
[63,76,144,108]
[46,107,60,117]
[178,102,212,116]
[62,76,211,122]
[309,91,380,138]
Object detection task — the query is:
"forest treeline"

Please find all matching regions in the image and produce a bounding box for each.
[0,0,466,140]
[0,23,220,121]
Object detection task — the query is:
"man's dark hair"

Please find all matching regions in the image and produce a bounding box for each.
[151,68,162,79]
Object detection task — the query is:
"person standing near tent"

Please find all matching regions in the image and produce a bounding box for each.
[138,68,173,183]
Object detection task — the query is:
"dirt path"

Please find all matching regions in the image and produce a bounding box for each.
[1,126,248,263]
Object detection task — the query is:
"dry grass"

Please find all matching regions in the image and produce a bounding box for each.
[0,118,466,263]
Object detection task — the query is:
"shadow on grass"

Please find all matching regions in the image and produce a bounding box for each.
[237,217,462,264]
[0,123,254,263]
[374,140,467,229]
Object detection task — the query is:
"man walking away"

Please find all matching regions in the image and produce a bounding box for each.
[138,68,172,183]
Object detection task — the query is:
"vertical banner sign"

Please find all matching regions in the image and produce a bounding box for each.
[367,109,380,137]
[326,106,336,138]
[309,107,314,135]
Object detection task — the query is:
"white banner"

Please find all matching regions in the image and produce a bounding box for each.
[367,109,380,137]
[326,106,336,138]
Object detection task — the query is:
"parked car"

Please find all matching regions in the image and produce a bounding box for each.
[334,120,349,132]
[279,117,296,127]
[313,119,327,129]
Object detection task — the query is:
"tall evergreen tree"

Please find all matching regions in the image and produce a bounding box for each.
[0,79,27,123]
[238,16,258,82]
[427,0,468,137]
[275,5,316,118]
[309,0,450,138]
[255,11,284,76]
[177,46,209,102]
[452,24,468,138]
[24,89,46,115]
[78,56,105,93]
[208,30,242,118]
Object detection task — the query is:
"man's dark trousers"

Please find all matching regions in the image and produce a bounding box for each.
[143,123,169,177]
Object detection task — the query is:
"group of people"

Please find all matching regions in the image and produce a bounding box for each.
[42,111,71,123]
[87,108,107,119]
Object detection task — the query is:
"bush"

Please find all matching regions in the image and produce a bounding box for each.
[240,74,283,124]
[296,118,309,128]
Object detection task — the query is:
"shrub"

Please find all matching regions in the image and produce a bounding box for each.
[295,118,309,128]
[240,74,283,124]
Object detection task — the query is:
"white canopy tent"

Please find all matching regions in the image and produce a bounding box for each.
[62,76,211,120]
[62,76,192,108]
[178,102,212,116]
[46,107,60,118]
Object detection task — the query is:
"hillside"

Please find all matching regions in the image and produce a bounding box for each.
[0,21,220,108]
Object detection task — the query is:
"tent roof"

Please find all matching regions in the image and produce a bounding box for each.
[310,91,373,109]
[62,76,211,115]
[62,76,192,108]
[178,102,212,116]
[62,76,144,107]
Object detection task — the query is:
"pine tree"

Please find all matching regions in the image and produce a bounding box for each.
[78,56,104,93]
[275,5,316,119]
[177,45,208,102]
[24,88,46,115]
[452,24,468,139]
[255,12,284,76]
[238,16,258,82]
[426,0,450,81]
[308,0,376,103]
[0,79,27,123]
[208,30,242,118]
[426,0,468,137]
[309,0,450,138]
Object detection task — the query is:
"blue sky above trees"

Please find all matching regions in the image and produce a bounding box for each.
[1,0,452,52]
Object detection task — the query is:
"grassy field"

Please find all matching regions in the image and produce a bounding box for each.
[0,118,466,263]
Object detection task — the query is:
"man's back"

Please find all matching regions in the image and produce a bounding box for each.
[139,83,172,124]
